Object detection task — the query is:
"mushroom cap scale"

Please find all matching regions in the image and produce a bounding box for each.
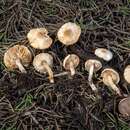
[33,53,53,73]
[4,45,32,69]
[63,54,80,70]
[118,97,130,116]
[101,68,120,86]
[124,65,130,84]
[85,59,102,72]
[27,28,52,49]
[57,22,81,45]
[95,48,113,61]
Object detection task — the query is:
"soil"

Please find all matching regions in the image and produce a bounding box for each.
[0,0,130,130]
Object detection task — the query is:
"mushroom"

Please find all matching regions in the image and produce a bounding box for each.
[63,54,80,76]
[57,22,81,45]
[124,65,130,84]
[4,45,32,73]
[118,97,130,117]
[85,59,102,91]
[33,53,54,83]
[94,48,113,61]
[101,68,121,96]
[27,28,52,49]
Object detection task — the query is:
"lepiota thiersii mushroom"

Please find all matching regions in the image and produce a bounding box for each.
[4,45,32,73]
[33,53,54,83]
[85,59,102,92]
[118,97,130,117]
[57,22,81,45]
[94,48,113,61]
[124,65,130,84]
[63,54,80,76]
[27,28,52,49]
[101,68,121,96]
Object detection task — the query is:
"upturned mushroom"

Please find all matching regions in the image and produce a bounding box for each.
[124,65,130,84]
[27,28,52,49]
[118,97,130,117]
[101,68,121,96]
[57,22,81,45]
[94,48,113,61]
[4,45,32,73]
[33,53,54,83]
[63,54,80,76]
[85,59,102,91]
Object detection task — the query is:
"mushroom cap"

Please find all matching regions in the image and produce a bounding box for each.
[85,59,102,72]
[94,48,113,61]
[124,65,130,84]
[118,97,130,117]
[4,45,32,69]
[27,28,52,49]
[101,68,120,86]
[57,22,81,45]
[63,54,80,70]
[33,53,53,73]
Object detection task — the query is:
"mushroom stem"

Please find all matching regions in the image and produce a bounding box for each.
[88,64,94,82]
[42,62,54,83]
[88,65,98,92]
[15,59,27,73]
[70,61,75,76]
[89,82,98,93]
[107,75,121,96]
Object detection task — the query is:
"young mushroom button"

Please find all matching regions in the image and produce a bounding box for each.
[33,53,54,83]
[101,68,121,96]
[63,54,80,76]
[118,97,130,117]
[124,65,130,84]
[57,22,81,45]
[27,28,52,49]
[95,48,113,61]
[4,45,32,73]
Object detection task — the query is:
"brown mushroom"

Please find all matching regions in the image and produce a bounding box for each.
[63,54,80,76]
[101,68,121,96]
[118,97,130,117]
[124,65,130,84]
[27,28,52,49]
[57,22,81,45]
[4,45,32,73]
[33,53,54,83]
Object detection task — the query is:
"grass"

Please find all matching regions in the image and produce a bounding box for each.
[0,0,130,130]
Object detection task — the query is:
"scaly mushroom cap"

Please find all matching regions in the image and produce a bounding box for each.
[94,48,113,61]
[118,97,130,117]
[57,22,81,45]
[85,59,102,72]
[27,28,52,49]
[4,45,32,70]
[63,54,80,70]
[124,65,130,84]
[101,68,120,86]
[33,53,53,73]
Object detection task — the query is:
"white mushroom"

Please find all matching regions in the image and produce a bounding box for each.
[57,22,81,45]
[33,53,54,83]
[95,48,113,61]
[4,45,32,73]
[27,28,52,49]
[101,68,121,96]
[63,54,80,76]
[85,59,102,92]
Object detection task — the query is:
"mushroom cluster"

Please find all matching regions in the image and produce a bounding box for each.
[3,23,130,117]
